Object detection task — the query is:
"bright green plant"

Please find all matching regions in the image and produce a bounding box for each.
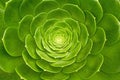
[0,0,120,80]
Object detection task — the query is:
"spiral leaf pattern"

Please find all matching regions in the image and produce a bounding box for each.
[0,0,120,80]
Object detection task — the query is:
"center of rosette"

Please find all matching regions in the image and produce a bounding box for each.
[49,29,69,49]
[53,34,66,46]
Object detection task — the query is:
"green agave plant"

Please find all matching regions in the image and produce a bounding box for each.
[0,0,120,80]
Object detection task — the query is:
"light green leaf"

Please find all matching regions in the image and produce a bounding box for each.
[65,18,80,36]
[2,28,24,56]
[45,21,72,52]
[50,58,75,67]
[62,60,86,73]
[36,59,62,73]
[62,42,81,60]
[16,63,41,80]
[47,52,68,59]
[25,34,39,59]
[22,50,42,72]
[41,19,58,36]
[34,27,45,52]
[76,39,93,62]
[36,48,57,62]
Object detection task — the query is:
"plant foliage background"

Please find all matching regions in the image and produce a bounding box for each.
[0,0,120,80]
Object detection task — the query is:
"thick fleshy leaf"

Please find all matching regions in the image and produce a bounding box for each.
[79,0,103,22]
[65,18,80,36]
[63,4,85,23]
[98,14,120,46]
[69,72,83,80]
[22,50,42,72]
[109,72,120,80]
[101,40,120,73]
[40,72,69,80]
[89,71,120,80]
[4,0,22,27]
[47,8,71,20]
[76,39,93,62]
[41,19,58,36]
[0,43,24,73]
[62,42,81,60]
[47,52,68,59]
[0,69,21,80]
[88,71,110,80]
[18,15,33,41]
[55,0,79,6]
[79,23,89,47]
[0,0,9,8]
[36,48,57,62]
[78,54,104,79]
[99,0,120,21]
[35,0,59,15]
[62,60,86,73]
[16,63,41,80]
[91,27,106,55]
[20,0,42,17]
[34,19,59,53]
[30,12,47,35]
[0,1,3,8]
[25,34,39,59]
[59,30,79,60]
[50,58,75,67]
[0,9,5,41]
[34,27,45,52]
[36,59,62,73]
[2,28,24,56]
[84,11,96,37]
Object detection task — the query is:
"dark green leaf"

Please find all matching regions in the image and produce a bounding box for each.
[16,63,41,80]
[2,28,24,56]
[18,15,33,41]
[40,72,69,80]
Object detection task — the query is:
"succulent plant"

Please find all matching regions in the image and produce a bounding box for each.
[0,0,120,80]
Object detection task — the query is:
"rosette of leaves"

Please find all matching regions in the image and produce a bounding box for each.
[0,0,120,80]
